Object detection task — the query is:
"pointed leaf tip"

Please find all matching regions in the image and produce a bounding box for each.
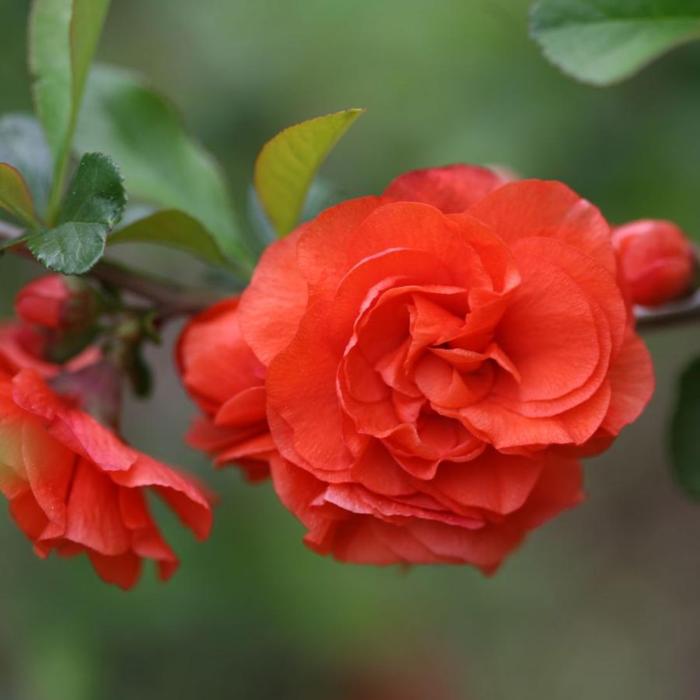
[254,108,365,236]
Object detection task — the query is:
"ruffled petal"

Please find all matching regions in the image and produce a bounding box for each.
[384,164,508,213]
[468,180,616,274]
[238,226,309,366]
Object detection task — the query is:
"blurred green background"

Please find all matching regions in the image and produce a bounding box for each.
[1,1,700,698]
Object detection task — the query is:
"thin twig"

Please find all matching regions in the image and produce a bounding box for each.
[634,288,700,331]
[2,219,700,329]
[92,258,223,319]
[0,220,225,319]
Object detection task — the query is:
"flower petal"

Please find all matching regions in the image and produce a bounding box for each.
[384,164,507,213]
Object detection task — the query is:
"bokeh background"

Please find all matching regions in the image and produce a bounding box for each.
[1,1,700,698]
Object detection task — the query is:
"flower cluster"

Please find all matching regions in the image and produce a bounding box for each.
[0,276,213,589]
[179,165,655,571]
[6,164,689,582]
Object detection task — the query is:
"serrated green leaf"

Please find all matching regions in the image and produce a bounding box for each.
[75,65,252,272]
[25,152,124,274]
[531,0,700,85]
[671,356,700,498]
[27,221,106,274]
[29,0,110,181]
[0,164,39,226]
[109,210,229,267]
[60,152,126,227]
[0,114,52,216]
[254,109,364,237]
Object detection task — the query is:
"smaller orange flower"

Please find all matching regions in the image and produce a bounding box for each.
[613,219,695,307]
[0,369,213,589]
[177,298,274,481]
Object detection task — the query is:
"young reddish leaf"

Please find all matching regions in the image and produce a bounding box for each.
[254,109,364,236]
[0,163,39,226]
[0,115,52,216]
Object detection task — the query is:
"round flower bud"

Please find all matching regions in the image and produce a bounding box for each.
[15,275,96,330]
[612,219,696,307]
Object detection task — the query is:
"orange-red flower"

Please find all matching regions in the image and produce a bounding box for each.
[0,368,212,589]
[1,282,214,588]
[182,165,655,571]
[177,298,273,481]
[613,219,695,307]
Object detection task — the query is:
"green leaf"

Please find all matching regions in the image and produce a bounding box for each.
[0,164,39,226]
[672,356,700,498]
[25,152,125,274]
[109,210,229,267]
[254,108,365,237]
[27,221,106,274]
[29,0,72,160]
[530,0,700,85]
[29,0,110,181]
[0,114,52,216]
[59,152,126,227]
[247,177,346,252]
[75,65,251,271]
[70,0,111,107]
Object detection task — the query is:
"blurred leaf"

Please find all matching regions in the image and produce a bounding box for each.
[26,152,125,273]
[530,0,700,85]
[0,114,52,215]
[60,152,126,227]
[0,163,39,226]
[254,109,364,236]
[247,185,277,251]
[671,356,700,497]
[75,65,251,271]
[110,210,229,267]
[27,222,106,274]
[70,0,111,106]
[29,0,110,171]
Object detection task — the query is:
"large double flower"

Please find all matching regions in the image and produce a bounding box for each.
[181,165,654,571]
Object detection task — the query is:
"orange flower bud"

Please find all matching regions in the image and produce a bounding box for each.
[15,275,96,330]
[613,220,695,307]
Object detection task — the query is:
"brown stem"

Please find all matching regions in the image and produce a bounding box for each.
[2,220,700,329]
[91,258,225,319]
[633,288,700,331]
[0,220,227,319]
